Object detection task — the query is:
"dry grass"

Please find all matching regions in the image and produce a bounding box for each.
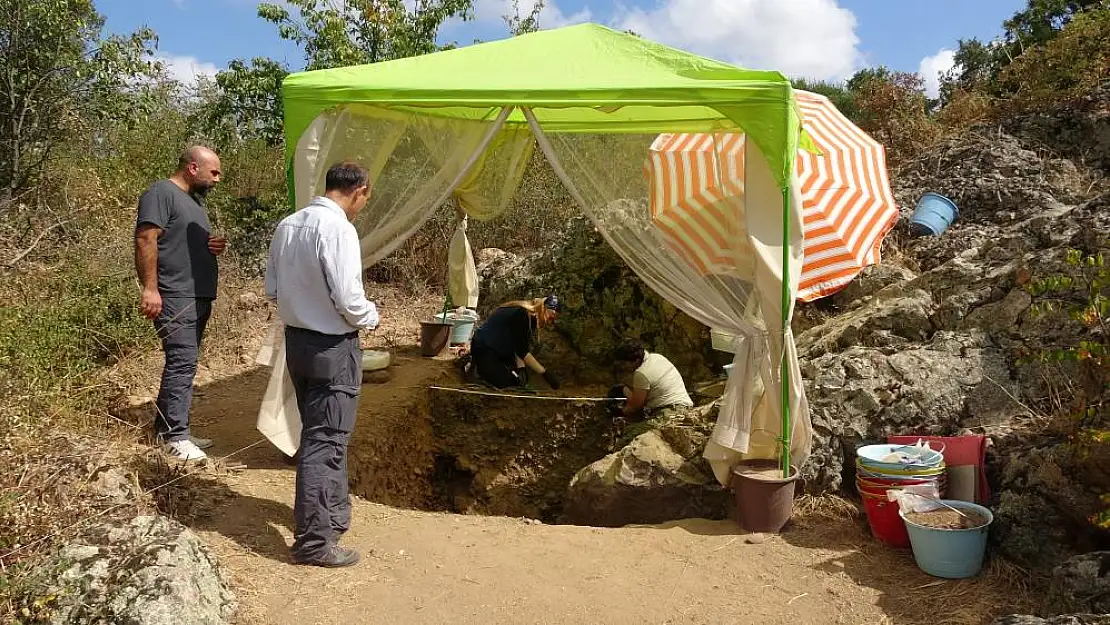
[789,493,1044,625]
[794,493,862,524]
[863,547,1041,625]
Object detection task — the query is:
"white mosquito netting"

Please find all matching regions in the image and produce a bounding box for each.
[256,102,812,485]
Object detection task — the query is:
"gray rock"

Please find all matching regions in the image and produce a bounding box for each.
[963,288,1033,335]
[39,515,235,625]
[88,468,134,504]
[797,288,936,358]
[561,430,730,527]
[1049,552,1110,615]
[826,263,919,309]
[801,333,1024,491]
[991,616,1110,625]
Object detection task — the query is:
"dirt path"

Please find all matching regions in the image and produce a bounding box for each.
[179,359,1022,625]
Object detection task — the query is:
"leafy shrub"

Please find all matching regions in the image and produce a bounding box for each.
[997,8,1110,113]
[0,265,151,426]
[1027,247,1110,530]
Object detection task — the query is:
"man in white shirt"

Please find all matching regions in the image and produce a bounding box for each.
[265,162,379,568]
[610,339,693,419]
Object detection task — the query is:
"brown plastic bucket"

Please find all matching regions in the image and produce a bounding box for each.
[731,460,798,533]
[419,321,452,357]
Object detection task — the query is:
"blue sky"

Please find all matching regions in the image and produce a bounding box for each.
[96,0,1028,97]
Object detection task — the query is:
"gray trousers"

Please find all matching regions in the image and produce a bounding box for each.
[285,326,361,560]
[154,297,212,443]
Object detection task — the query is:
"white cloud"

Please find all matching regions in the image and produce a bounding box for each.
[171,0,186,8]
[472,0,592,30]
[918,48,956,99]
[613,0,861,81]
[157,54,220,86]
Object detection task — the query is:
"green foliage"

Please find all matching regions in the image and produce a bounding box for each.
[0,0,159,204]
[504,0,544,35]
[203,141,289,274]
[1027,247,1110,529]
[258,0,475,70]
[0,269,149,385]
[941,0,1108,101]
[209,0,476,155]
[1003,0,1106,47]
[997,8,1110,111]
[207,58,289,148]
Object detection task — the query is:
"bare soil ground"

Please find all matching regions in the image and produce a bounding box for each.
[169,340,1032,625]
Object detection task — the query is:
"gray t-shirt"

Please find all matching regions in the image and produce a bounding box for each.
[136,179,218,299]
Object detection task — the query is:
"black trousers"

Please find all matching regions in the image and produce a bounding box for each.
[284,326,361,560]
[154,297,213,442]
[470,341,523,388]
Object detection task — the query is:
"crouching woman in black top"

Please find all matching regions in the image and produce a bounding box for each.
[465,295,561,390]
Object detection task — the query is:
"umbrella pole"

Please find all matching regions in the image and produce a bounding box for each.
[780,187,791,479]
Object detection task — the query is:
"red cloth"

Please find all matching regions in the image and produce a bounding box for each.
[887,435,990,504]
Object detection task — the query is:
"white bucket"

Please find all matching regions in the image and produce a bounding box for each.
[362,350,391,371]
[710,328,742,354]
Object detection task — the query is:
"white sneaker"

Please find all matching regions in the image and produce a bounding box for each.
[189,435,213,450]
[164,439,208,461]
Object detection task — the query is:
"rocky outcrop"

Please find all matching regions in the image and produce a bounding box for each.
[991,616,1110,625]
[992,552,1110,625]
[1003,83,1110,175]
[36,515,235,625]
[561,427,730,527]
[801,330,1022,491]
[1049,552,1110,615]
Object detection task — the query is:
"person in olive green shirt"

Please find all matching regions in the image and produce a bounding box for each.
[610,339,693,419]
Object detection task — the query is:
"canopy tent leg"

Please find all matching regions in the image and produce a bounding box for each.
[780,186,791,477]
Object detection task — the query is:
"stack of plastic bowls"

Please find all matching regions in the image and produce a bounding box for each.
[855,443,946,548]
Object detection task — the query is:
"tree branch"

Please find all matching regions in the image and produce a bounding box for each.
[4,218,74,268]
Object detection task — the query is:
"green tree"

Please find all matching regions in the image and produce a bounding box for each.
[791,78,860,124]
[0,0,158,208]
[845,68,937,166]
[941,0,1108,100]
[1003,0,1106,49]
[206,58,289,148]
[209,0,476,150]
[504,0,544,36]
[258,0,475,70]
[997,7,1110,110]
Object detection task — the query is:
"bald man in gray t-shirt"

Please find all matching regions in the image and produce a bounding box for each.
[134,146,226,462]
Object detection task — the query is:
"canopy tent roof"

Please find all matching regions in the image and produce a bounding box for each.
[281,23,807,189]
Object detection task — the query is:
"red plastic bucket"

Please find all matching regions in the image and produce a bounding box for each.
[857,475,946,498]
[861,491,911,548]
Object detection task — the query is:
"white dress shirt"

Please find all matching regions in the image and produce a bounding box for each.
[265,196,379,335]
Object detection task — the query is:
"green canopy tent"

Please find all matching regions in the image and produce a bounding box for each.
[259,23,813,485]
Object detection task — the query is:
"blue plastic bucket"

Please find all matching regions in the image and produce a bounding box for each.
[900,500,993,578]
[910,192,959,236]
[435,313,477,344]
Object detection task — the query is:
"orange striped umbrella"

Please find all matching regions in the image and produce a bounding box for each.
[645,133,748,276]
[646,90,899,301]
